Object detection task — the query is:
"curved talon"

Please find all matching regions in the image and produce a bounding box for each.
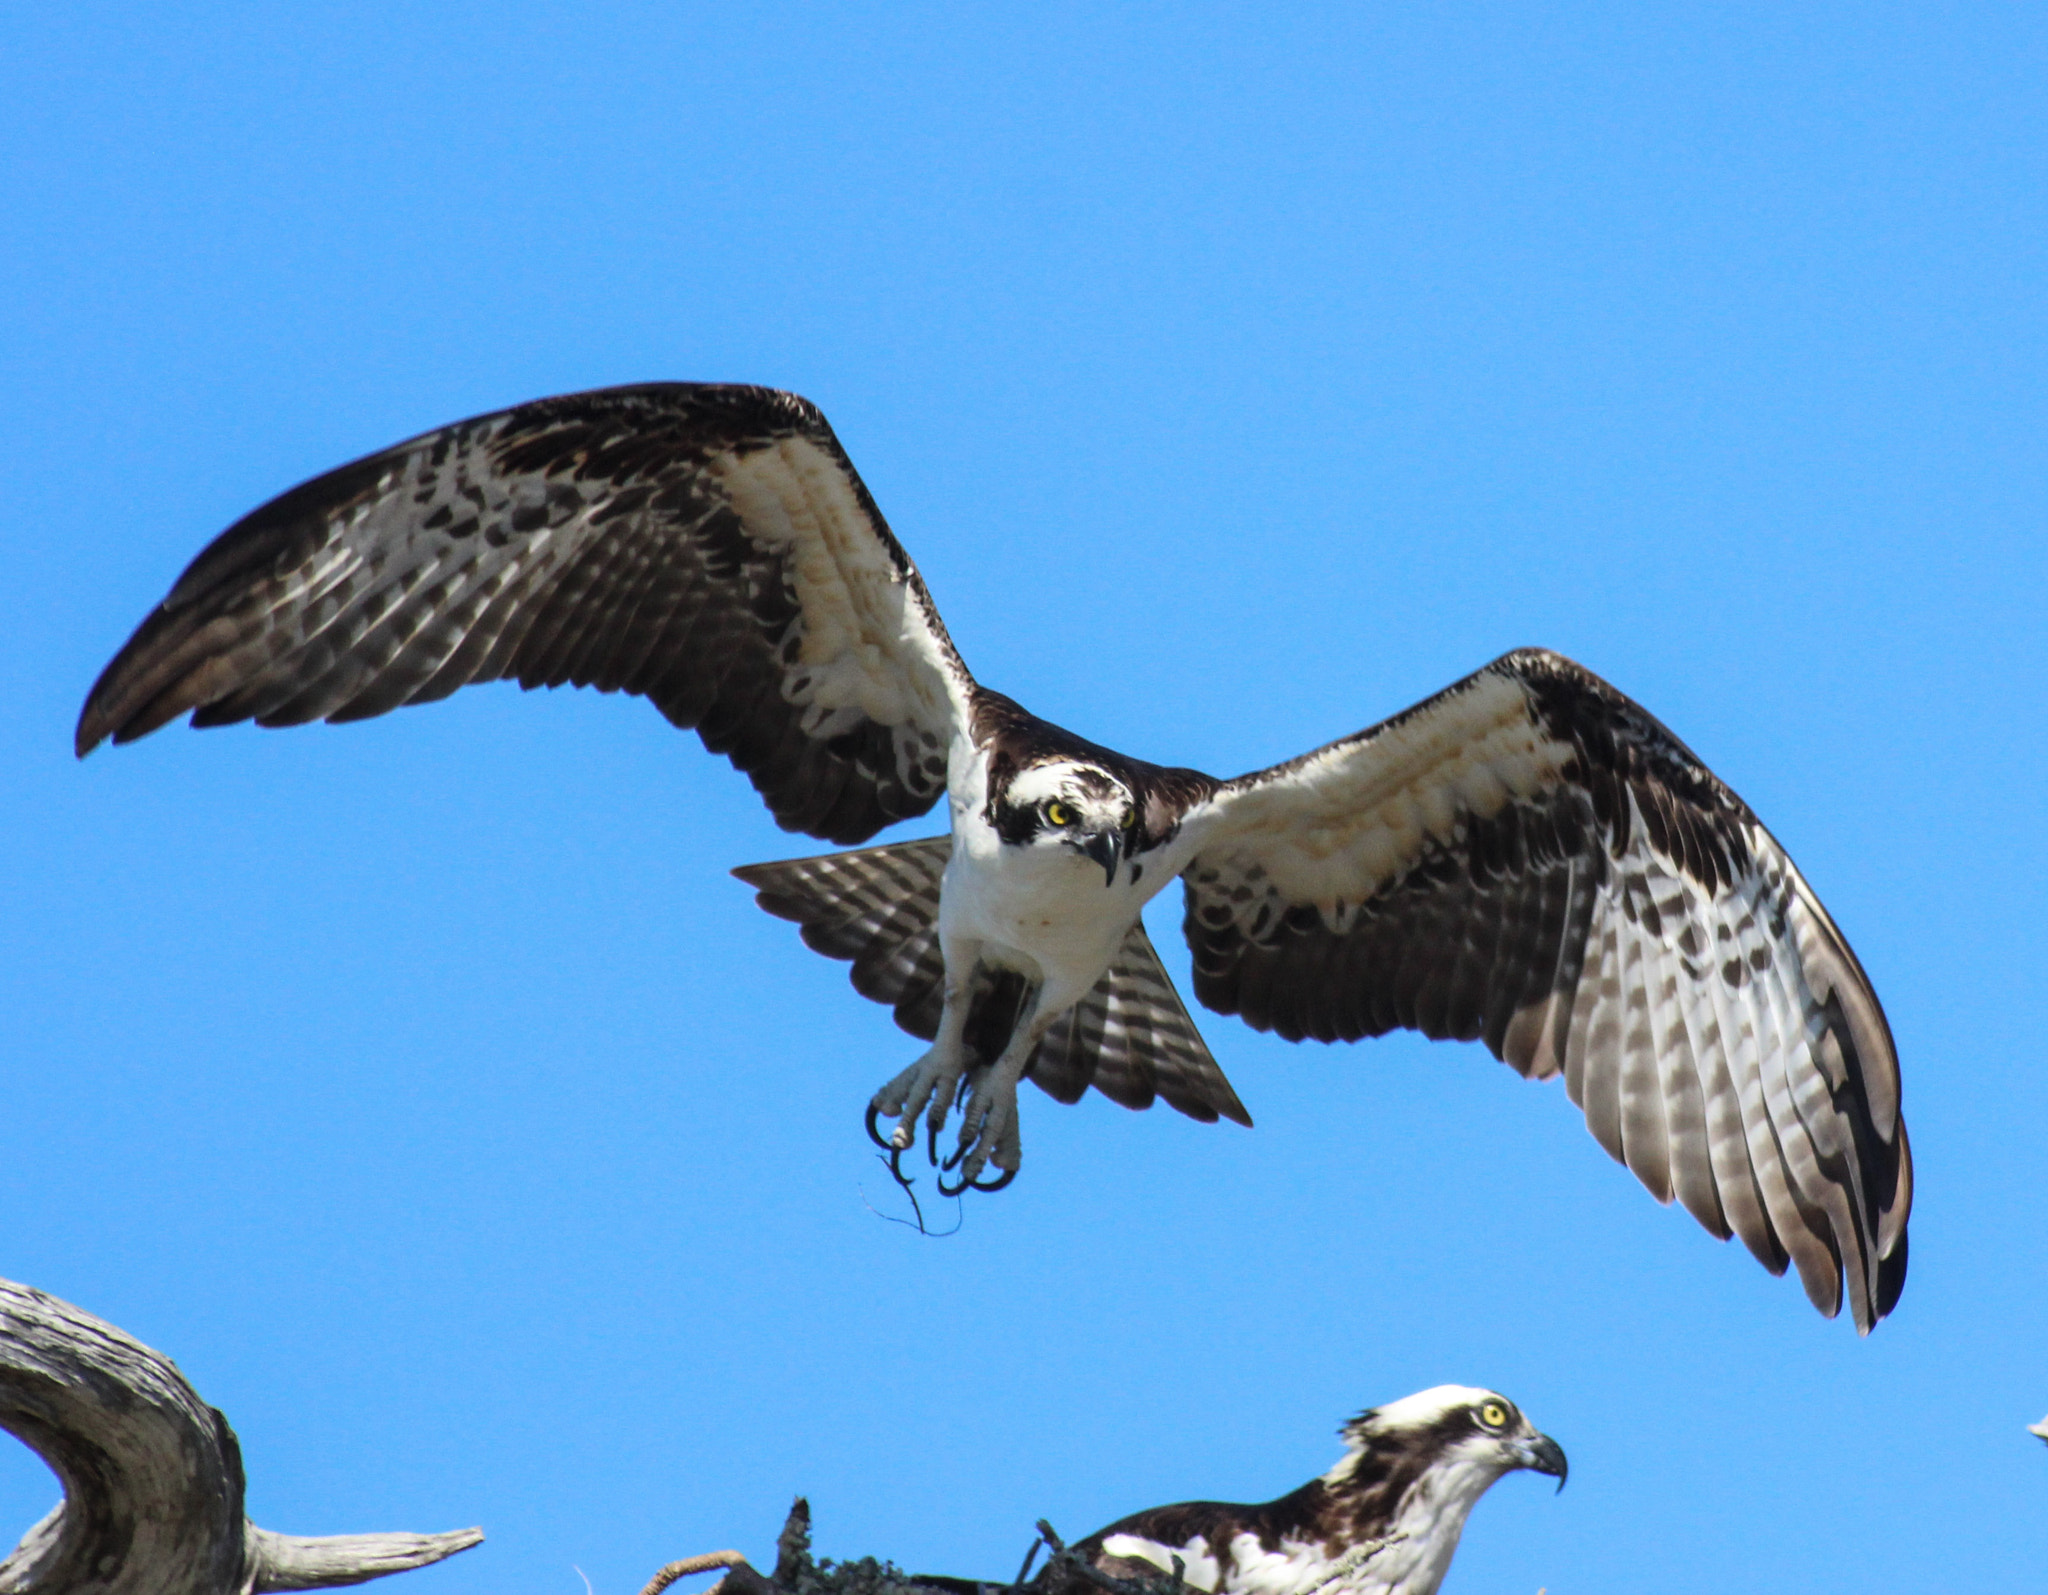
[940,1136,968,1173]
[865,1102,894,1151]
[927,1117,941,1168]
[936,1162,1018,1197]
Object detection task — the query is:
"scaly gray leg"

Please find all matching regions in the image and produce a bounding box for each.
[870,968,977,1154]
[947,987,1053,1186]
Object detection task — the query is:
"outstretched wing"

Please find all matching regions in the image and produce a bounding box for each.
[1180,648,1909,1330]
[735,843,1249,1126]
[77,384,974,845]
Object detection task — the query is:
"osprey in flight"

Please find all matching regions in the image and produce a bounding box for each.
[960,1386,1564,1595]
[78,383,1909,1329]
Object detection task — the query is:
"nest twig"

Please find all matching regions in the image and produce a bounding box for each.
[637,1500,1391,1595]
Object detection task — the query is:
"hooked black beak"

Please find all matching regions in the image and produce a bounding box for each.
[1073,828,1123,887]
[1513,1432,1569,1492]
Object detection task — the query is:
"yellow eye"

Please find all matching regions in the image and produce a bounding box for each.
[1046,802,1073,827]
[1479,1402,1508,1429]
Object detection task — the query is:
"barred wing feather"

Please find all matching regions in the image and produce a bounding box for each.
[77,384,975,846]
[1183,648,1909,1330]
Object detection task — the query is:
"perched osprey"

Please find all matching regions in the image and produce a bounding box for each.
[78,383,1909,1328]
[1029,1386,1564,1595]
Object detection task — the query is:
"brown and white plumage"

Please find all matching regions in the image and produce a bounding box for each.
[1028,1387,1565,1595]
[76,385,972,843]
[78,382,1909,1328]
[1179,651,1909,1328]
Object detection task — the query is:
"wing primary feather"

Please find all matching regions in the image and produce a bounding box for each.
[1614,874,1674,1203]
[1647,883,1732,1239]
[81,384,975,849]
[1566,916,1627,1163]
[1178,648,1906,1324]
[1692,952,1786,1270]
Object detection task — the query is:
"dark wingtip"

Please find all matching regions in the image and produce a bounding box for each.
[74,693,136,759]
[76,617,167,758]
[76,671,119,759]
[1872,1228,1909,1328]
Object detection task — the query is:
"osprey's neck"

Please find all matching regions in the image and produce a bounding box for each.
[1313,1441,1507,1595]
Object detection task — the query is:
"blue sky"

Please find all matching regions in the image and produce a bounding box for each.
[4,5,2045,1592]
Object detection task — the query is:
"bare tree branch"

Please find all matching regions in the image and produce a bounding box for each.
[637,1552,751,1595]
[0,1277,482,1595]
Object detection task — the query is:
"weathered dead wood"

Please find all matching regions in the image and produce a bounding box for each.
[635,1498,969,1595]
[636,1553,752,1595]
[0,1277,481,1595]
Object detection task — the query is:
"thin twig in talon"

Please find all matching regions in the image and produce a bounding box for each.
[637,1551,751,1595]
[859,1152,962,1237]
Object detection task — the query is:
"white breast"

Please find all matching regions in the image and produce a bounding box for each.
[1097,1473,1495,1595]
[940,772,1174,1011]
[1098,1531,1411,1595]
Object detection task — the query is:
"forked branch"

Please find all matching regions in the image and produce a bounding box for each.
[0,1277,481,1595]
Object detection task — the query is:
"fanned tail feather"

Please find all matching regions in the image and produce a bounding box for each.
[1034,921,1252,1126]
[733,837,952,1039]
[734,841,1250,1126]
